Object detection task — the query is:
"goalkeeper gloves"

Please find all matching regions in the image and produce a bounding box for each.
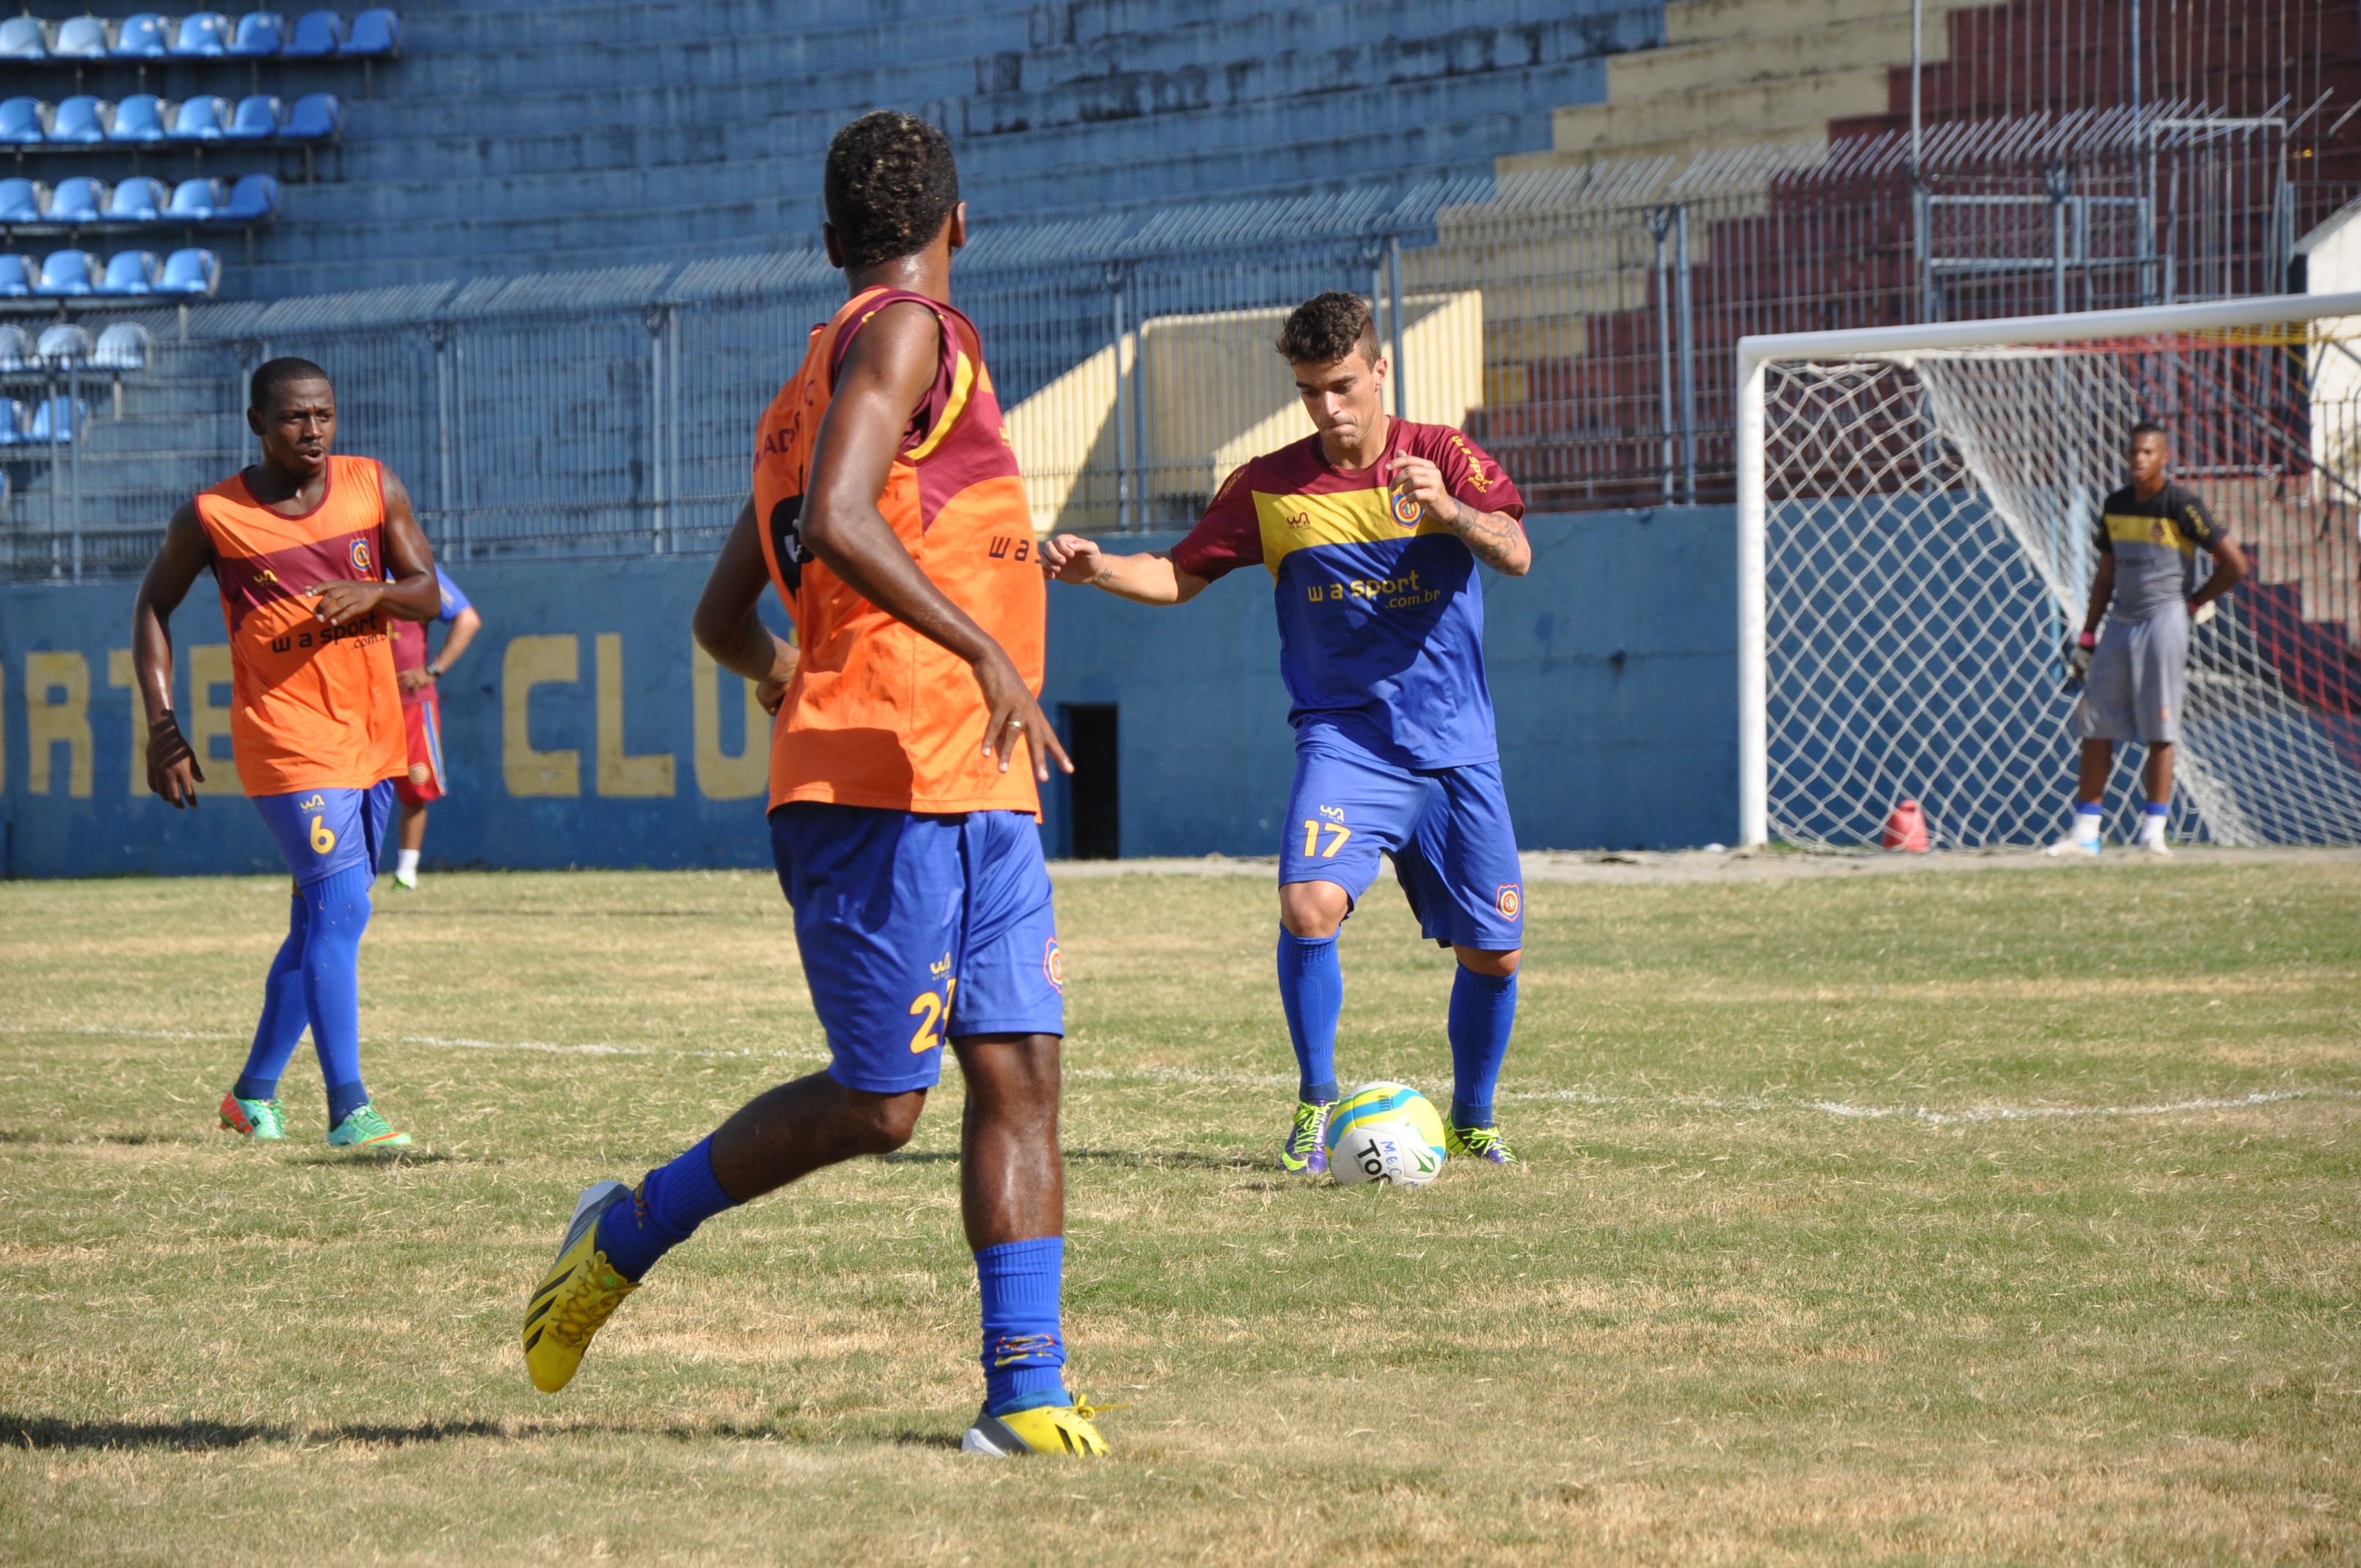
[2064,631,2096,685]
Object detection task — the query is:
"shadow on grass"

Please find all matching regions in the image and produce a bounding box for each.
[4,1413,965,1453]
[279,1149,460,1167]
[3,1415,509,1452]
[882,1147,1259,1172]
[0,1130,208,1147]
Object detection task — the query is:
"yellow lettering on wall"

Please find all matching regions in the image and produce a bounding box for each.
[596,633,676,798]
[106,648,145,797]
[503,635,581,797]
[26,650,95,799]
[690,644,770,801]
[187,645,249,796]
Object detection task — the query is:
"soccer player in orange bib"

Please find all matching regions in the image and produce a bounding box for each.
[131,357,440,1150]
[523,112,1109,1456]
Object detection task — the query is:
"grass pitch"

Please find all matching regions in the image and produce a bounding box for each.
[1,854,2357,1565]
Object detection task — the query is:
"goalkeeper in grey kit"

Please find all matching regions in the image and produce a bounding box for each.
[2048,422,2247,857]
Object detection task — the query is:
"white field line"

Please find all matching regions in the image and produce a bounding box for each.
[11,1024,2356,1127]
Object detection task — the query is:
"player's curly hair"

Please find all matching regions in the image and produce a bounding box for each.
[249,355,330,413]
[824,111,961,271]
[1276,291,1380,368]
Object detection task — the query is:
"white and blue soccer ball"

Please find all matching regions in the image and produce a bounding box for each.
[1324,1081,1448,1186]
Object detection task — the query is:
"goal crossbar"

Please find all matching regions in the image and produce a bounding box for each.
[1736,290,2361,848]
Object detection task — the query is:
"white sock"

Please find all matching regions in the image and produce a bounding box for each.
[2139,808,2169,845]
[396,849,421,879]
[2072,805,2102,845]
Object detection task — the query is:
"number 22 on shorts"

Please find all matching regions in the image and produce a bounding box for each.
[1301,819,1351,858]
[908,977,958,1054]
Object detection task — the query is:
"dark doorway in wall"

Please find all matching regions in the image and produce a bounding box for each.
[1059,703,1119,860]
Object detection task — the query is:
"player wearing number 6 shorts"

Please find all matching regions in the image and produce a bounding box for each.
[1043,290,1532,1174]
[130,357,441,1150]
[2048,421,2248,857]
[523,114,1110,1458]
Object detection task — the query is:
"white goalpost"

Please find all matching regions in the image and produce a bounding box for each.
[1736,291,2361,849]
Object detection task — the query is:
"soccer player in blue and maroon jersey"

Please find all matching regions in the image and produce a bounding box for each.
[1045,290,1531,1173]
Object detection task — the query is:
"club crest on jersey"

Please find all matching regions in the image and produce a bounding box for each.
[1391,493,1423,528]
[349,537,373,573]
[1042,938,1065,992]
[1496,884,1522,919]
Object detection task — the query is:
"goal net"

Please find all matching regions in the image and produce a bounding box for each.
[1738,293,2361,849]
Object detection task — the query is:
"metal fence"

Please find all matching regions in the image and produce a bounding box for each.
[1,101,2351,579]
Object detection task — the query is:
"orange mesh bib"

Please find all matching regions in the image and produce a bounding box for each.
[750,286,1045,816]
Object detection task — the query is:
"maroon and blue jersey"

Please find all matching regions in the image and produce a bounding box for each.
[1170,418,1524,769]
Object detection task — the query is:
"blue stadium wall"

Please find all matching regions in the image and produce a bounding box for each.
[0,507,1738,878]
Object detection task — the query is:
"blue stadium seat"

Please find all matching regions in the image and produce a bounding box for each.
[0,399,26,446]
[341,7,399,57]
[171,97,233,141]
[111,13,171,59]
[0,256,33,299]
[0,17,47,59]
[160,247,220,296]
[48,178,110,225]
[37,323,92,364]
[227,95,283,139]
[31,396,90,443]
[95,321,152,370]
[168,177,228,219]
[52,15,110,58]
[224,173,279,219]
[0,180,46,223]
[36,251,101,297]
[173,12,232,57]
[109,95,173,144]
[100,250,162,295]
[106,177,170,222]
[230,10,287,56]
[284,92,341,141]
[0,98,48,145]
[283,9,343,57]
[51,97,114,145]
[0,324,24,368]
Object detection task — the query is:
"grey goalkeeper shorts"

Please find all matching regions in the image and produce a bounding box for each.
[2072,603,2188,744]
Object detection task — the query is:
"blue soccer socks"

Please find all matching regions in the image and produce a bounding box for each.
[300,863,374,1117]
[234,871,381,1125]
[1447,967,1517,1130]
[593,1136,740,1282]
[1276,930,1343,1105]
[234,893,312,1103]
[976,1236,1068,1416]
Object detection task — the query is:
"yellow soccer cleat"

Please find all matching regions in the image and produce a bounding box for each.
[961,1396,1115,1456]
[523,1180,639,1394]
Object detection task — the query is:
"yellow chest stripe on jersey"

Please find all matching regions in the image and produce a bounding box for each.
[2103,511,2197,555]
[1252,487,1454,576]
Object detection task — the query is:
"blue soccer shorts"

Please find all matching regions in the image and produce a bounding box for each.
[1279,743,1525,951]
[770,803,1065,1096]
[251,778,396,888]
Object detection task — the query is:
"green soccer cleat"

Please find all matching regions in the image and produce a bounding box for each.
[219,1092,287,1141]
[1280,1098,1335,1176]
[524,1181,638,1393]
[391,868,418,890]
[1445,1122,1520,1166]
[961,1396,1114,1456]
[326,1104,411,1149]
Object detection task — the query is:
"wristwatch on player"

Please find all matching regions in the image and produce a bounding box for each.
[425,662,443,680]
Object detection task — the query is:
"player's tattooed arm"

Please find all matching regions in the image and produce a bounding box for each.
[1387,455,1531,576]
[694,499,800,715]
[312,468,438,627]
[804,299,1073,780]
[1039,535,1208,605]
[130,500,214,807]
